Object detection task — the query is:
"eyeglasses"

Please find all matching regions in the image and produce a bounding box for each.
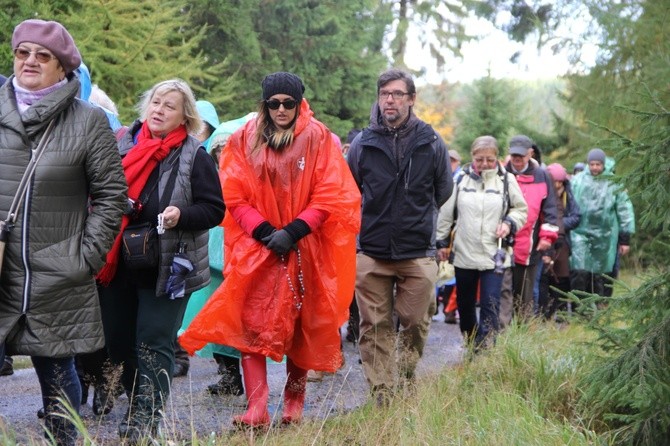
[378,90,410,100]
[13,47,57,64]
[266,99,298,110]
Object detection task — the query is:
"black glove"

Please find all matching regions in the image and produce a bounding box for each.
[252,221,276,244]
[283,218,311,242]
[262,229,294,255]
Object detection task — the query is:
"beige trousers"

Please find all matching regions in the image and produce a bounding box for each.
[355,254,437,389]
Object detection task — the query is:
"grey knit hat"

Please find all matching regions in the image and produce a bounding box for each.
[261,72,305,103]
[587,148,606,164]
[12,19,81,74]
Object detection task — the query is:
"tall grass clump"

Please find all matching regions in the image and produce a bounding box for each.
[222,320,606,446]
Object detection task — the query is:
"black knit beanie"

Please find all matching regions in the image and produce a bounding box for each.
[261,72,305,103]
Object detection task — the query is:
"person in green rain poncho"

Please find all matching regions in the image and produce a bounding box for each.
[178,113,257,395]
[569,148,635,297]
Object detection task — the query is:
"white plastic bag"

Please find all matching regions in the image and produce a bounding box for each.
[436,260,455,287]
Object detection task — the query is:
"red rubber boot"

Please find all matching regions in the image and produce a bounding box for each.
[233,353,270,428]
[281,358,307,425]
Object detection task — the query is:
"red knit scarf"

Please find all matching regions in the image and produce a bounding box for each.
[97,122,188,285]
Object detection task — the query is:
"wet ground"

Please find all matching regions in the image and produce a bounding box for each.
[0,313,463,444]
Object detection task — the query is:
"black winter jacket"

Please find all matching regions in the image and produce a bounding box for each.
[347,106,452,260]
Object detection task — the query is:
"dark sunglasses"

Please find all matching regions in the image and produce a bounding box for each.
[13,47,57,64]
[266,99,298,110]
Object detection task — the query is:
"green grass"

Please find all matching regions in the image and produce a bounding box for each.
[8,267,648,446]
[2,319,612,445]
[214,320,610,446]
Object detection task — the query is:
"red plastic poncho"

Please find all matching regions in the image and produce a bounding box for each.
[179,100,361,372]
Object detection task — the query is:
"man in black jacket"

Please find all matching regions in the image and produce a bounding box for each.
[347,69,452,404]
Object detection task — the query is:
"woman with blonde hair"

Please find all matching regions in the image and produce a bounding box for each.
[97,79,224,443]
[180,72,361,427]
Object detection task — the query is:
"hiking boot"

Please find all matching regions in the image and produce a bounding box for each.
[443,310,458,324]
[122,420,161,446]
[306,370,323,382]
[92,385,115,416]
[371,385,392,409]
[119,406,162,445]
[0,357,14,376]
[173,361,189,378]
[207,372,244,396]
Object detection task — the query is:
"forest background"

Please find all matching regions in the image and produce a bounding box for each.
[0,2,668,443]
[0,0,665,267]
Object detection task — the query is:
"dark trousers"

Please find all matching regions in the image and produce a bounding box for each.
[455,267,503,346]
[538,273,571,320]
[76,348,108,390]
[500,263,538,327]
[32,355,81,445]
[571,270,605,297]
[99,279,189,415]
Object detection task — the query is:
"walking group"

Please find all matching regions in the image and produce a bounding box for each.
[0,19,635,446]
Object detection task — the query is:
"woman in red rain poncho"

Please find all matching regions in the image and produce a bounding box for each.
[179,72,361,427]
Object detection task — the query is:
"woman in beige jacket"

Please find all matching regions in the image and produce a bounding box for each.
[436,136,527,350]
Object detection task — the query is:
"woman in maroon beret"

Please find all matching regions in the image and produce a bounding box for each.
[0,19,127,446]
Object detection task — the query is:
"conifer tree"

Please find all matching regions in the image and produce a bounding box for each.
[0,0,237,123]
[452,72,518,152]
[187,0,386,137]
[578,93,670,445]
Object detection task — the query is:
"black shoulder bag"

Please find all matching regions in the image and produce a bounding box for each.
[121,149,181,269]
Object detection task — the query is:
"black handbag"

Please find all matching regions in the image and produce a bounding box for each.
[120,147,182,270]
[121,222,158,269]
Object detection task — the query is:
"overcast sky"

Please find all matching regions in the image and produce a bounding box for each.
[406,15,597,85]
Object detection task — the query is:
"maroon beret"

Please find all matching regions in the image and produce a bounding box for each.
[12,19,81,74]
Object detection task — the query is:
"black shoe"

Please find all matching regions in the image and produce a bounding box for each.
[37,408,46,419]
[92,385,114,416]
[0,357,14,376]
[173,362,189,378]
[207,373,244,396]
[119,410,161,445]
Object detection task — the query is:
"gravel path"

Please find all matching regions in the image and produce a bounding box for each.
[0,314,463,444]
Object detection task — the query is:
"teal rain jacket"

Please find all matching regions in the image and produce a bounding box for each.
[569,157,635,273]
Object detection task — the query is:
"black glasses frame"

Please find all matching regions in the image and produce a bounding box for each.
[378,90,410,100]
[266,99,298,110]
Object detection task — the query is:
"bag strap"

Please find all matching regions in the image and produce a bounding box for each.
[137,147,181,209]
[159,148,182,211]
[4,119,56,224]
[499,168,510,221]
